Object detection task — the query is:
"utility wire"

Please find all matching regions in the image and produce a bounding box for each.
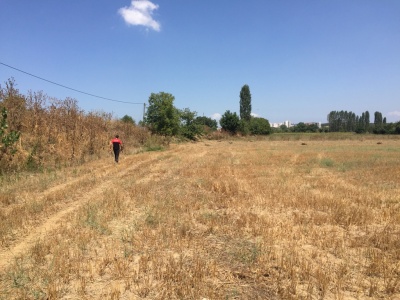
[0,61,144,105]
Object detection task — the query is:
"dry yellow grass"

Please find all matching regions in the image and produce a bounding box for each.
[0,137,399,299]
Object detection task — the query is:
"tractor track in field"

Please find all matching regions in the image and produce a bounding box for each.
[0,149,178,271]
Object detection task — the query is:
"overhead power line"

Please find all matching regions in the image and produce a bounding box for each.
[0,61,144,105]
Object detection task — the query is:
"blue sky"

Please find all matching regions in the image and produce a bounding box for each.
[1,0,399,124]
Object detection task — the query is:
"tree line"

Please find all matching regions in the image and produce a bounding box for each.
[144,84,271,138]
[273,111,400,134]
[327,110,400,134]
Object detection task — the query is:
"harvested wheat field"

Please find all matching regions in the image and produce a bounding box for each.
[1,138,399,299]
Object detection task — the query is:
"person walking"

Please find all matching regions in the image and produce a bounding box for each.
[110,135,123,163]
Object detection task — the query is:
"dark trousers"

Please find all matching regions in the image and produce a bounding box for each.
[113,149,120,162]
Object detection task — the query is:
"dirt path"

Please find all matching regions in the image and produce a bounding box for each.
[0,149,170,271]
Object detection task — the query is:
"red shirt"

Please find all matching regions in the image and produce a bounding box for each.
[111,138,122,151]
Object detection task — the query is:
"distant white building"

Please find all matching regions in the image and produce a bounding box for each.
[271,121,323,128]
[271,120,292,128]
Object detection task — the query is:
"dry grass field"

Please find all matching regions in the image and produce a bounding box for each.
[0,137,399,299]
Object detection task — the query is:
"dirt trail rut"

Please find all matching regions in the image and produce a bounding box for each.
[0,150,172,271]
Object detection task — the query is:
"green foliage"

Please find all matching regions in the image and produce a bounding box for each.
[238,117,272,136]
[355,111,371,133]
[292,122,320,133]
[271,125,291,134]
[220,110,240,134]
[373,121,400,134]
[145,92,180,136]
[327,110,357,132]
[194,116,218,131]
[280,124,289,132]
[327,110,376,133]
[239,84,252,121]
[328,111,397,134]
[1,107,20,155]
[121,115,135,125]
[179,108,203,140]
[248,117,271,135]
[364,111,370,131]
[239,119,250,135]
[373,111,385,133]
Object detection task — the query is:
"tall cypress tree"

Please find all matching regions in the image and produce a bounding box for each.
[373,111,383,133]
[365,111,370,131]
[239,84,252,121]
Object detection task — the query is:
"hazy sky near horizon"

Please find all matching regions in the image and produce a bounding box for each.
[1,0,400,124]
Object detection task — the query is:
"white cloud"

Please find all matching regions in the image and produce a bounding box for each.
[388,111,400,117]
[251,113,259,118]
[118,0,160,32]
[210,113,222,121]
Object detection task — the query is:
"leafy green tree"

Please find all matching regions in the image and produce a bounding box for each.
[121,115,135,125]
[374,111,382,125]
[293,122,307,132]
[239,119,250,135]
[194,116,218,131]
[280,124,288,132]
[380,121,400,134]
[373,111,383,133]
[355,111,371,133]
[356,113,365,133]
[327,110,356,132]
[145,92,180,136]
[179,108,203,140]
[292,122,320,133]
[249,117,271,135]
[220,110,240,134]
[239,85,252,121]
[365,111,370,132]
